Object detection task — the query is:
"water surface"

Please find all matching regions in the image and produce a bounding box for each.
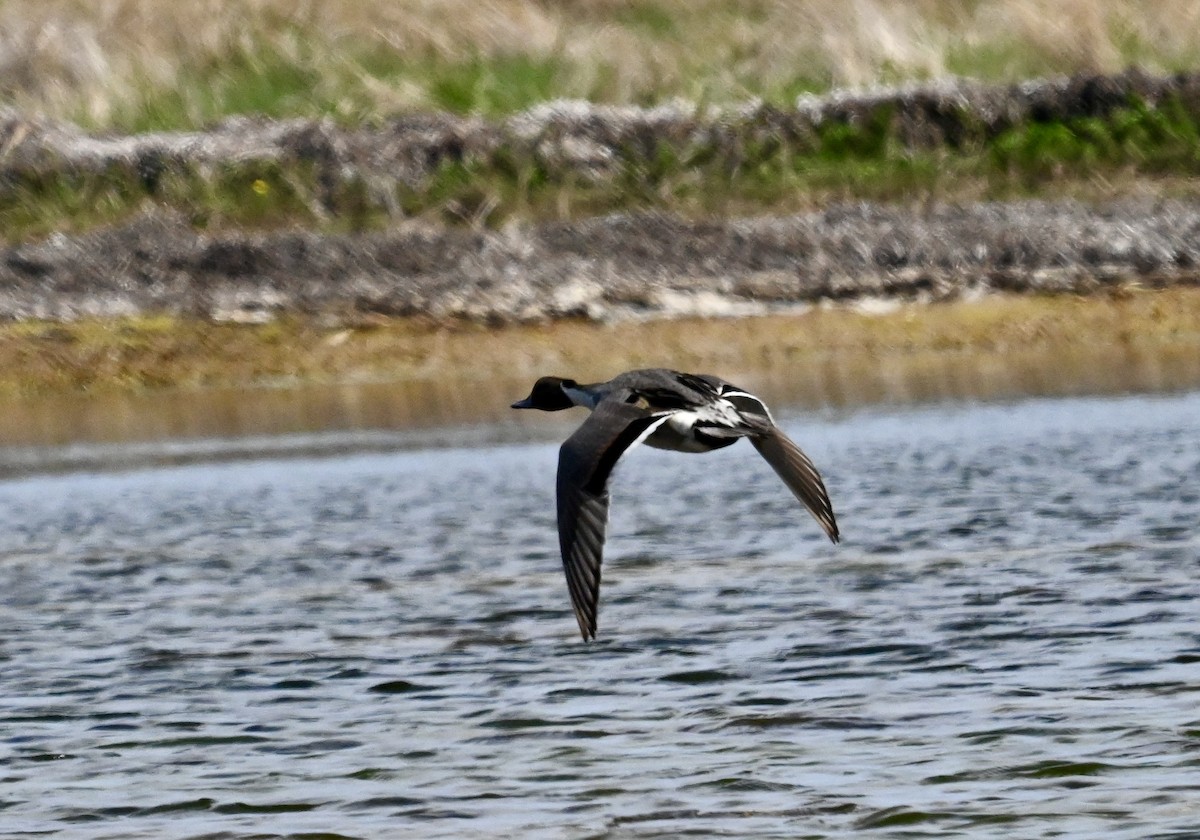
[1,392,1198,838]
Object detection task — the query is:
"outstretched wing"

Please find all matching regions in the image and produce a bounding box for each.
[557,400,671,640]
[751,427,840,543]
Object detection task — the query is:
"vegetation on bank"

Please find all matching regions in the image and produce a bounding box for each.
[6,91,1200,243]
[5,0,1200,130]
[2,288,1198,395]
[4,2,1200,242]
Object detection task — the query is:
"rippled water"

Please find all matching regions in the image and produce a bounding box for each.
[2,391,1198,839]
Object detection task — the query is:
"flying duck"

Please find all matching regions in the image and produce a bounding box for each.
[512,369,839,640]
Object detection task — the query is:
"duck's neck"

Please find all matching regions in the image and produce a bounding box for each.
[563,383,603,410]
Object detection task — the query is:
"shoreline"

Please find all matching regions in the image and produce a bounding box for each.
[4,199,1200,325]
[0,286,1196,469]
[2,284,1198,406]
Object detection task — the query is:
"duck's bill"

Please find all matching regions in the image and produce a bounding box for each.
[511,398,535,409]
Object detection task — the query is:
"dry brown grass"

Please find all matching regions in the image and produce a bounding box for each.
[2,288,1198,400]
[2,288,1197,446]
[4,0,1200,128]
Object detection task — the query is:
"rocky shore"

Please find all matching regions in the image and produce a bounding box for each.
[1,199,1198,323]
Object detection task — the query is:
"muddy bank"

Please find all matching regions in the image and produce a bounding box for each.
[3,289,1200,443]
[2,199,1199,323]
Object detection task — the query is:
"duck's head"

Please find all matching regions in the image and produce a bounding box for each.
[511,376,579,411]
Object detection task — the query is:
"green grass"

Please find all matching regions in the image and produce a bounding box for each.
[2,162,385,242]
[118,43,324,132]
[612,1,680,38]
[425,54,567,115]
[12,0,1200,133]
[989,98,1200,184]
[108,42,610,133]
[7,96,1200,242]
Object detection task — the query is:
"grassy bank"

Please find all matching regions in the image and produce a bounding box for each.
[4,288,1199,397]
[6,3,1200,240]
[7,91,1200,244]
[6,1,1200,130]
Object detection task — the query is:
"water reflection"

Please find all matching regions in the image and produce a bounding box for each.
[0,378,526,447]
[4,340,1199,459]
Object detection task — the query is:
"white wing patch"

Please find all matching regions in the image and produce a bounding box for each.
[665,409,701,435]
[631,414,676,448]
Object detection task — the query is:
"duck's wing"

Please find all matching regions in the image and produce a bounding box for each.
[751,427,840,544]
[557,400,672,640]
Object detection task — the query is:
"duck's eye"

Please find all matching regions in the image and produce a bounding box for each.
[625,393,641,404]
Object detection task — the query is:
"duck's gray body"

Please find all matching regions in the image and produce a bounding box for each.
[513,368,839,641]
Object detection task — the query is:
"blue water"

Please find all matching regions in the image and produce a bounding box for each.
[1,391,1198,838]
